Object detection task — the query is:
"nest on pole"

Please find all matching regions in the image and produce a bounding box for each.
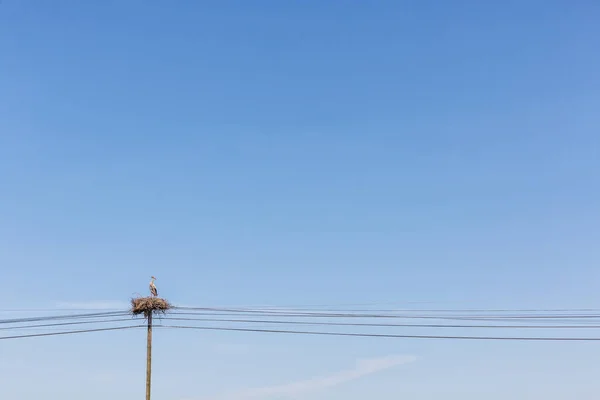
[130,296,173,317]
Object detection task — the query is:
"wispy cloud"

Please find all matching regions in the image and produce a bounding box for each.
[54,300,130,310]
[187,354,416,400]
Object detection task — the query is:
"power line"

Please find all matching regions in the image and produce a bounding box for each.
[162,316,600,329]
[169,310,600,323]
[4,320,600,342]
[0,308,125,312]
[5,305,600,342]
[156,324,600,341]
[173,306,600,318]
[175,306,600,313]
[0,317,136,331]
[6,314,594,333]
[0,311,130,325]
[6,307,599,328]
[0,326,142,340]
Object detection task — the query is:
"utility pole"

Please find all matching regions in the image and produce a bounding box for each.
[146,310,153,400]
[130,278,171,400]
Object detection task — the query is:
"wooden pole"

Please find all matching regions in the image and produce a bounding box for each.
[146,311,153,400]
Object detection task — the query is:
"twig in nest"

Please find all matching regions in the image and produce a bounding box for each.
[130,296,172,317]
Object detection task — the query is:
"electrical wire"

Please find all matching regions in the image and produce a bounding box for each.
[0,326,142,340]
[161,316,600,329]
[175,306,600,313]
[0,311,130,325]
[156,324,600,341]
[0,317,137,331]
[173,306,600,318]
[5,307,599,327]
[4,304,600,343]
[168,310,600,323]
[2,311,600,342]
[0,308,125,312]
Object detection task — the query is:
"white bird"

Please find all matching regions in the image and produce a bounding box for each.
[149,276,158,297]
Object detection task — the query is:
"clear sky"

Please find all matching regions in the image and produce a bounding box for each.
[1,1,600,399]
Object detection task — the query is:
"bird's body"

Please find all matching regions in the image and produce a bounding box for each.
[149,276,158,297]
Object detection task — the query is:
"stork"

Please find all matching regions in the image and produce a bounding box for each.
[149,276,158,297]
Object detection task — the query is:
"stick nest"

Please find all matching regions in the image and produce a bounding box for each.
[130,296,173,316]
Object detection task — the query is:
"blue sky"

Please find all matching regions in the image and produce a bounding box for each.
[1,1,600,399]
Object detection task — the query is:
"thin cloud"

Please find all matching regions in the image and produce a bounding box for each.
[189,354,416,400]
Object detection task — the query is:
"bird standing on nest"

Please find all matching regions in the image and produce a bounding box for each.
[149,276,158,297]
